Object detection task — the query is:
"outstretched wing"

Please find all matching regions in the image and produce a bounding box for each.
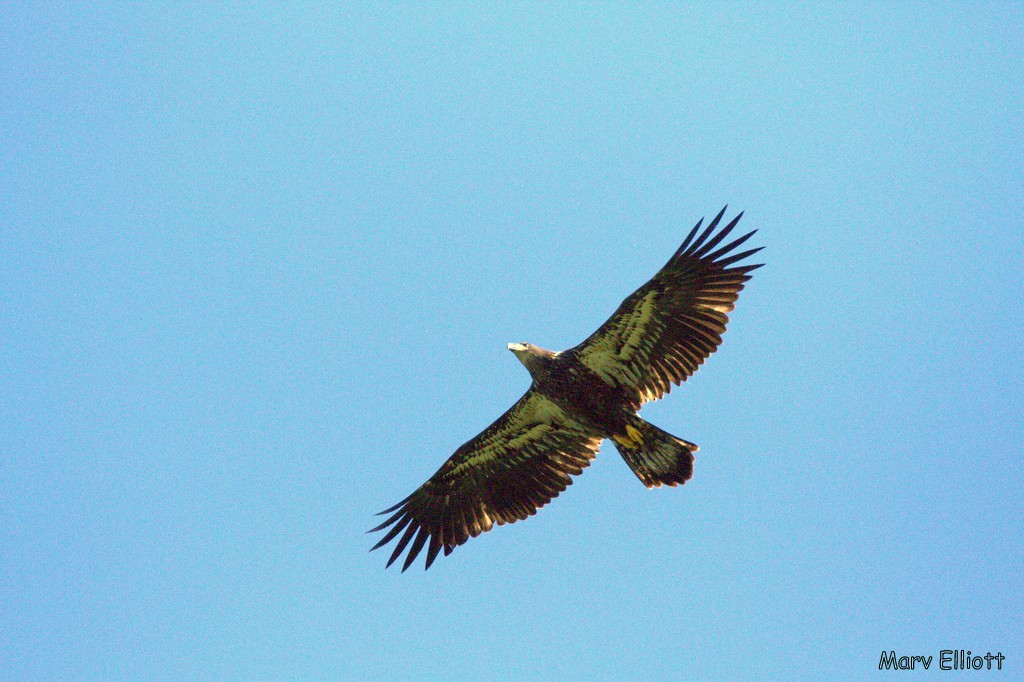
[369,390,603,571]
[567,207,763,408]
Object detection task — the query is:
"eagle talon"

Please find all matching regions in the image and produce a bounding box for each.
[613,425,645,449]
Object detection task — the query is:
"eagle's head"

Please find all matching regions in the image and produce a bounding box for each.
[508,342,557,379]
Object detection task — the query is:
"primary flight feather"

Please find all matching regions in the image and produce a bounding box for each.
[370,207,763,571]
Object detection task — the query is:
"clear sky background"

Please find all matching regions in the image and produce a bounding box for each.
[3,3,1022,680]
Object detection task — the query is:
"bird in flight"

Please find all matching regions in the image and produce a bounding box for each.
[370,207,762,571]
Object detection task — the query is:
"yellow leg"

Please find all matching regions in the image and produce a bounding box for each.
[613,424,645,449]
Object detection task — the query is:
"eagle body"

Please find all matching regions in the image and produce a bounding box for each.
[371,208,762,571]
[509,343,635,438]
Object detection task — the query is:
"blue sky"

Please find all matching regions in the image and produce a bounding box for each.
[3,3,1022,679]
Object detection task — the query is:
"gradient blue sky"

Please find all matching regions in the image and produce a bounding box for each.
[3,3,1022,680]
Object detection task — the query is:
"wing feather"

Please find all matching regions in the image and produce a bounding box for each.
[568,207,763,407]
[369,390,603,571]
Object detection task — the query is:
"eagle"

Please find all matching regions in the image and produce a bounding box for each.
[370,207,762,571]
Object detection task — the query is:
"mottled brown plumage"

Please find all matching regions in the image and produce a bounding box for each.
[370,207,762,571]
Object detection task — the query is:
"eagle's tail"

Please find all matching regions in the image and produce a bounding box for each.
[612,418,697,488]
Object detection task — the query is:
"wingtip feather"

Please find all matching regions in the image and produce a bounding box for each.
[402,526,430,572]
[376,494,411,516]
[686,206,728,256]
[693,210,743,258]
[386,522,419,568]
[673,218,703,259]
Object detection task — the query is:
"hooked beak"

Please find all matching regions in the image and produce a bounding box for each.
[507,343,527,353]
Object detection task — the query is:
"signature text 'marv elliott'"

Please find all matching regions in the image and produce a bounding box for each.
[879,650,1005,671]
